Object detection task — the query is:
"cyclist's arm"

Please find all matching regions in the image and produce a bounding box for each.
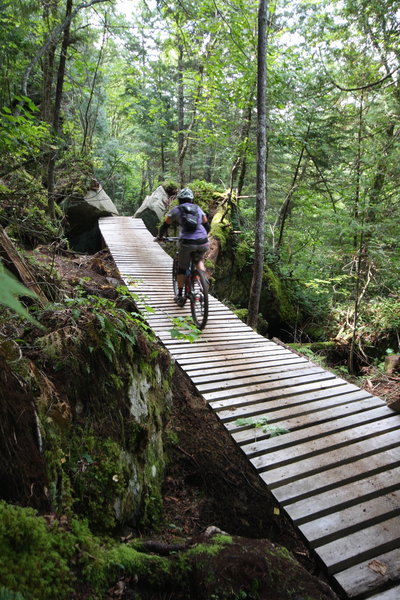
[157,215,172,238]
[202,214,210,233]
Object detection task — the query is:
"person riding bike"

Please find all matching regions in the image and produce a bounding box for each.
[156,187,210,306]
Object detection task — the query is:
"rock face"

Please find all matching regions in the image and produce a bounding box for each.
[84,186,119,216]
[62,181,119,253]
[134,185,169,235]
[1,304,173,534]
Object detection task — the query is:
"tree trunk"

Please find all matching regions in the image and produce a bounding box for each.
[177,45,185,186]
[274,125,310,252]
[348,92,365,374]
[21,0,109,98]
[237,102,254,198]
[247,0,268,329]
[47,0,73,219]
[81,24,106,153]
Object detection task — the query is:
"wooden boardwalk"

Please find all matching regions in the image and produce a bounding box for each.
[99,216,400,600]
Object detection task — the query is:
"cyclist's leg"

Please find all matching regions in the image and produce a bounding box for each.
[190,246,210,329]
[175,244,191,302]
[192,243,210,282]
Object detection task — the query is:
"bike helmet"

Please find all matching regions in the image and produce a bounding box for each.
[177,187,194,202]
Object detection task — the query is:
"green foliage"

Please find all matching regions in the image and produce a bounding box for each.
[234,416,289,437]
[64,432,126,533]
[183,534,233,558]
[262,265,297,324]
[0,264,42,326]
[210,206,232,249]
[170,316,201,342]
[0,100,51,172]
[234,308,248,323]
[0,170,61,248]
[188,180,224,212]
[56,292,152,361]
[0,590,26,600]
[333,296,400,357]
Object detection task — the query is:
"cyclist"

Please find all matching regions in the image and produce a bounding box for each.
[156,187,210,305]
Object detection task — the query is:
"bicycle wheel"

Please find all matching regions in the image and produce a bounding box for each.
[172,255,179,296]
[190,269,208,329]
[172,255,187,306]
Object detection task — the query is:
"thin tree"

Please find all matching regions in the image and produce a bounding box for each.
[47,0,73,219]
[247,0,267,329]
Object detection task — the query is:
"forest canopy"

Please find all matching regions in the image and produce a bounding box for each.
[0,0,399,370]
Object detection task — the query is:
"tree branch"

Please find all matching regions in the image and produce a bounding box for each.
[21,0,111,97]
[331,67,398,93]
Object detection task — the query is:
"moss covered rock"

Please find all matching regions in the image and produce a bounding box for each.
[5,293,173,535]
[0,505,335,600]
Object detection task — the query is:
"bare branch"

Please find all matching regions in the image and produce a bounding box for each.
[331,68,398,93]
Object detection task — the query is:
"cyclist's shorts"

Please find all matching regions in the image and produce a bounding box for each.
[178,240,209,270]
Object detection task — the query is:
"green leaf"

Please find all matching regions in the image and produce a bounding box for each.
[169,316,201,342]
[0,264,42,327]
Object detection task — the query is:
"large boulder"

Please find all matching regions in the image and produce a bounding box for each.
[134,186,169,235]
[84,185,119,216]
[62,180,119,253]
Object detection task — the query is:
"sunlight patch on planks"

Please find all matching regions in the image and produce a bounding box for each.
[99,216,400,600]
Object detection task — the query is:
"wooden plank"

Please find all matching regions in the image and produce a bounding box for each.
[258,427,400,490]
[368,585,400,600]
[251,415,399,472]
[333,550,400,598]
[163,333,267,346]
[299,490,400,546]
[184,355,308,373]
[163,340,273,353]
[273,442,400,505]
[149,319,252,330]
[161,333,266,345]
[205,371,337,404]
[286,466,400,524]
[211,380,350,417]
[241,405,390,459]
[146,314,250,326]
[229,394,383,446]
[315,515,400,574]
[189,357,308,381]
[196,365,325,394]
[175,347,292,361]
[225,388,375,436]
[100,217,400,600]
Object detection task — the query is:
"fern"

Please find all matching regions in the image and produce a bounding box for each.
[234,416,289,437]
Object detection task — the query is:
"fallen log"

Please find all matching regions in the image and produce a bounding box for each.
[0,224,48,307]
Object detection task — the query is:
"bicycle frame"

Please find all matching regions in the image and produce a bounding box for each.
[159,236,209,329]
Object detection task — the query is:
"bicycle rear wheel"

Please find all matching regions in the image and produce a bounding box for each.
[190,269,208,330]
[172,256,179,297]
[172,255,187,306]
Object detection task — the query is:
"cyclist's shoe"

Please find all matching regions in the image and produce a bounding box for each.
[174,295,186,306]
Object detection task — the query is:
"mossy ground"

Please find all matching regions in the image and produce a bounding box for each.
[0,500,335,600]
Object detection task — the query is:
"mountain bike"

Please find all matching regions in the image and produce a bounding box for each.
[160,237,209,330]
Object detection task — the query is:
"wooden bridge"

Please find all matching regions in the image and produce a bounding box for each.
[99,216,400,600]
